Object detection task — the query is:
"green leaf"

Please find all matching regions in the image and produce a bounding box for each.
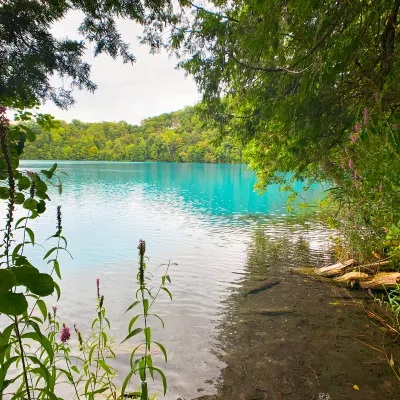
[0,292,28,316]
[150,313,164,328]
[22,332,54,363]
[143,298,149,316]
[125,300,141,314]
[121,370,134,398]
[25,227,35,245]
[161,286,173,300]
[17,176,30,191]
[121,328,143,344]
[154,342,167,362]
[128,315,140,332]
[71,365,79,374]
[14,192,25,204]
[144,327,151,350]
[0,187,9,200]
[98,359,113,375]
[12,266,39,286]
[28,273,54,296]
[54,281,61,301]
[0,269,17,291]
[37,199,46,214]
[148,366,167,395]
[52,259,61,279]
[23,198,38,211]
[36,300,47,321]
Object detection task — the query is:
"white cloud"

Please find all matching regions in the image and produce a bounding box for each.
[38,12,200,125]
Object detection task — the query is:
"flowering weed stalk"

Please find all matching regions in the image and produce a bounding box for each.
[121,240,175,399]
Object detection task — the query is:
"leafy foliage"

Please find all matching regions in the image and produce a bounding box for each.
[142,0,400,261]
[22,107,246,163]
[0,0,177,109]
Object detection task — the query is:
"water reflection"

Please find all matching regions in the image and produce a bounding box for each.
[0,162,329,399]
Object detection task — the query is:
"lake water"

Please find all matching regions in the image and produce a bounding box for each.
[2,161,329,399]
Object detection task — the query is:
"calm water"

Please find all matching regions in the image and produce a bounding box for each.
[2,161,329,399]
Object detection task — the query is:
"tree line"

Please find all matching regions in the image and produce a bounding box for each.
[22,106,246,164]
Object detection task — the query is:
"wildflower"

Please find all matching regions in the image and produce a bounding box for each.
[354,182,359,190]
[96,278,100,297]
[99,295,104,309]
[52,306,57,316]
[363,108,369,126]
[348,159,354,169]
[354,121,361,132]
[57,205,62,231]
[379,183,383,192]
[344,146,349,154]
[374,92,379,102]
[340,157,346,169]
[350,132,357,143]
[60,324,71,343]
[138,239,146,257]
[0,104,10,127]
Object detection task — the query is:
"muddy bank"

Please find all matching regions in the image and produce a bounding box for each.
[193,226,400,400]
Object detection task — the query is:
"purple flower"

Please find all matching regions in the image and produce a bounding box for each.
[350,133,357,143]
[348,159,354,169]
[96,278,100,297]
[52,306,57,316]
[354,121,361,132]
[138,239,146,257]
[363,108,369,126]
[60,324,71,343]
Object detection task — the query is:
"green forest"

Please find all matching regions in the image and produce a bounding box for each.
[22,107,245,163]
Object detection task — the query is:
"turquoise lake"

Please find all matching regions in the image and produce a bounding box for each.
[2,161,330,399]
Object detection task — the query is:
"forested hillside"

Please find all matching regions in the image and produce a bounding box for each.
[23,107,246,163]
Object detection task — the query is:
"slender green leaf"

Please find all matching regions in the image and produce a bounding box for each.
[121,328,143,344]
[153,342,167,362]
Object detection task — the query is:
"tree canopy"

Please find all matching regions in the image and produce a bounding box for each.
[22,107,245,163]
[0,0,177,108]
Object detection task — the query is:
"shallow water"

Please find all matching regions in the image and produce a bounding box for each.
[1,161,328,399]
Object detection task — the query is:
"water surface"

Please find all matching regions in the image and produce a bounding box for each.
[2,161,327,399]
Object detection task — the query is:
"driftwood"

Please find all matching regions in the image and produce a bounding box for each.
[357,260,390,273]
[361,272,400,289]
[317,259,355,277]
[333,271,369,284]
[246,280,280,295]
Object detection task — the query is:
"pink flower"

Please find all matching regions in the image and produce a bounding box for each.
[374,93,379,102]
[367,288,373,296]
[363,108,369,125]
[340,157,345,169]
[350,132,357,143]
[354,122,361,132]
[348,159,354,169]
[52,306,57,315]
[60,324,71,343]
[344,146,349,155]
[96,278,100,297]
[0,104,10,127]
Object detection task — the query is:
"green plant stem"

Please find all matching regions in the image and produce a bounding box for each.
[140,286,148,389]
[0,125,15,268]
[149,261,171,310]
[63,347,81,399]
[14,317,32,400]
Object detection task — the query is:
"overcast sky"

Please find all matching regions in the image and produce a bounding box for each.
[38,12,200,125]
